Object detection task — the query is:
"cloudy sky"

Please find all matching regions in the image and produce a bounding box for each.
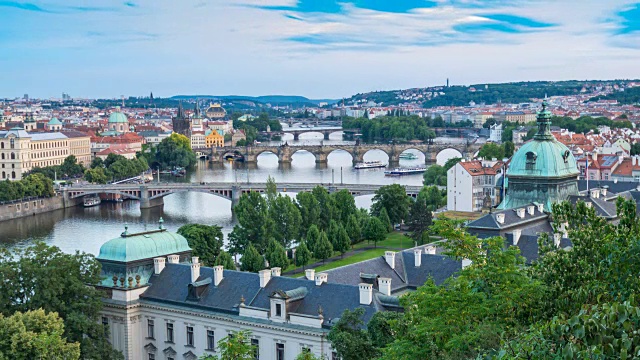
[0,0,638,99]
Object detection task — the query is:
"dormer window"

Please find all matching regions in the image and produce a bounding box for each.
[276,303,282,317]
[525,151,537,170]
[562,150,570,163]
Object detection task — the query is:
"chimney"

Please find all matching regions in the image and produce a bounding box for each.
[516,208,525,219]
[414,249,422,267]
[462,259,472,269]
[496,213,505,224]
[601,186,608,197]
[315,272,328,286]
[378,277,391,296]
[271,267,281,277]
[305,269,315,281]
[537,203,544,213]
[590,189,600,199]
[384,251,396,269]
[359,283,373,305]
[585,202,593,209]
[527,205,535,216]
[213,265,223,286]
[192,256,199,264]
[258,269,271,288]
[593,152,598,161]
[167,254,180,264]
[553,233,561,247]
[562,222,569,238]
[190,258,201,283]
[424,245,436,255]
[512,229,522,245]
[153,257,166,274]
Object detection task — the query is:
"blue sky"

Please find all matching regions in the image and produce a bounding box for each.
[0,0,638,99]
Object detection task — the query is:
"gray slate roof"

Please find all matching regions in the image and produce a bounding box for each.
[467,203,548,230]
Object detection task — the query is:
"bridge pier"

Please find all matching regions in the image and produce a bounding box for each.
[315,152,328,164]
[425,152,437,165]
[231,185,241,211]
[293,133,300,141]
[323,132,330,140]
[140,197,164,209]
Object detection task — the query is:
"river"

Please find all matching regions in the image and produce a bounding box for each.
[0,132,466,255]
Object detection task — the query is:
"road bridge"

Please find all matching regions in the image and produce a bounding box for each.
[267,127,343,140]
[63,182,424,209]
[198,141,481,165]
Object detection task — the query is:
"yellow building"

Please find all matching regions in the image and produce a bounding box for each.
[205,129,224,148]
[0,127,91,180]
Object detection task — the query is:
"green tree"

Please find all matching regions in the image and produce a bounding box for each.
[345,214,362,245]
[333,226,351,258]
[239,244,264,273]
[478,142,505,160]
[90,157,104,169]
[503,141,515,158]
[202,330,256,360]
[312,186,336,231]
[265,239,289,270]
[265,175,277,204]
[84,167,108,184]
[155,133,196,169]
[296,192,321,237]
[313,231,333,263]
[407,195,433,243]
[214,251,236,270]
[295,241,312,270]
[0,243,123,359]
[367,311,403,350]
[378,207,393,232]
[230,192,269,253]
[420,185,446,211]
[331,189,357,224]
[59,155,84,178]
[482,117,496,128]
[423,165,447,186]
[177,224,224,266]
[305,225,321,254]
[371,184,411,225]
[443,157,462,171]
[0,309,81,360]
[295,351,323,360]
[364,217,387,247]
[327,308,380,360]
[268,195,302,249]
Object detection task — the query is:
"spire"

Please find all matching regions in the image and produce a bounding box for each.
[177,101,185,118]
[533,100,554,141]
[194,100,201,118]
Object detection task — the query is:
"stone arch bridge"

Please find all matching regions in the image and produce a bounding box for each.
[201,142,481,165]
[64,182,424,209]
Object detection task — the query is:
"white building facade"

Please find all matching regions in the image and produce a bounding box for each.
[447,160,504,212]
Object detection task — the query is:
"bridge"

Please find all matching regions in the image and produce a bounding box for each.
[267,127,344,141]
[280,118,342,127]
[199,141,481,165]
[63,182,424,209]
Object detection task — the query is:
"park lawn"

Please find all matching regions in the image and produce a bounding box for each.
[353,231,413,250]
[292,248,388,277]
[437,211,483,221]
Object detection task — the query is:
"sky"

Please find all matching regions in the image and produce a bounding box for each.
[0,0,638,99]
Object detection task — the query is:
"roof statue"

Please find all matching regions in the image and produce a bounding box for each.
[499,100,579,210]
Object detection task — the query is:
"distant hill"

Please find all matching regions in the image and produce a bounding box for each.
[588,86,640,104]
[171,95,338,106]
[345,80,640,108]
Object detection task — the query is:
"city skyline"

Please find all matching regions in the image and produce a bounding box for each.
[0,0,638,99]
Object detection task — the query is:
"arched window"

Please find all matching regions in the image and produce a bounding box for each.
[10,138,14,149]
[1,171,4,179]
[11,171,16,179]
[0,142,3,149]
[10,152,15,160]
[1,154,4,160]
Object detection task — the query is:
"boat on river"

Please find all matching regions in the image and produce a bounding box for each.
[83,195,101,207]
[354,161,387,169]
[399,153,418,160]
[384,166,427,176]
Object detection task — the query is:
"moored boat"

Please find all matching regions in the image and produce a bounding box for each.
[83,195,101,207]
[354,160,387,169]
[384,166,427,176]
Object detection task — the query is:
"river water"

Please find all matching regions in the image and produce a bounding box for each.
[0,132,465,256]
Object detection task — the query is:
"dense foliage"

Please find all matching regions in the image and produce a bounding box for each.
[177,224,224,266]
[589,86,640,104]
[86,153,149,183]
[154,133,196,169]
[343,116,437,143]
[0,309,81,360]
[0,243,122,359]
[201,330,256,360]
[27,155,85,180]
[0,173,54,202]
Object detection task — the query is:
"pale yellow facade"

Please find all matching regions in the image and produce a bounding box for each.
[205,130,224,148]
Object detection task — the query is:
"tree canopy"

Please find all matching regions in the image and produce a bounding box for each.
[177,224,224,266]
[371,184,411,225]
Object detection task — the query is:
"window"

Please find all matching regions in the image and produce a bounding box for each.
[207,330,215,350]
[147,319,155,339]
[10,152,14,160]
[332,351,339,360]
[251,338,259,360]
[166,323,174,343]
[275,303,282,317]
[276,343,285,360]
[186,326,194,346]
[148,354,155,360]
[101,317,109,336]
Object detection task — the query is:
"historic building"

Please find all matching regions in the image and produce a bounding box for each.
[447,159,505,212]
[499,101,580,210]
[0,127,90,180]
[205,129,224,148]
[172,103,191,139]
[205,103,226,119]
[96,221,447,360]
[104,107,131,135]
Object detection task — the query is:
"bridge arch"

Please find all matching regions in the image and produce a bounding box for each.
[217,150,245,163]
[69,190,141,200]
[360,149,390,164]
[148,188,233,201]
[435,147,464,165]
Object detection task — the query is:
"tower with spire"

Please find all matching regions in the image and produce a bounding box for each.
[172,101,192,139]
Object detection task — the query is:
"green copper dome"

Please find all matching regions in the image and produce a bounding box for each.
[48,117,62,125]
[97,222,191,262]
[108,108,128,124]
[507,101,579,179]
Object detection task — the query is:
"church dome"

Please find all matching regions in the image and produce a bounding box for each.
[507,102,579,179]
[108,107,128,124]
[97,220,191,263]
[206,103,226,118]
[48,117,62,125]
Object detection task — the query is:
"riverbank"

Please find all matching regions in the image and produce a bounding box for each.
[0,194,82,223]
